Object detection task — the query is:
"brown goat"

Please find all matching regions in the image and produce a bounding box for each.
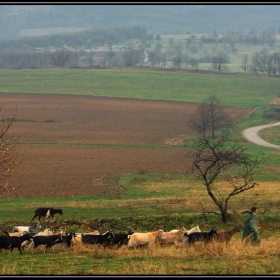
[157,227,188,246]
[214,225,241,244]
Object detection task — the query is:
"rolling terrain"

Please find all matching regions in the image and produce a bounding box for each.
[0,92,253,199]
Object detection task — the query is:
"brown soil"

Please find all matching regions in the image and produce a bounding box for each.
[0,93,253,199]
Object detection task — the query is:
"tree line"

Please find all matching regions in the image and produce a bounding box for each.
[0,48,145,69]
[2,47,280,77]
[0,26,280,75]
[0,26,152,51]
[241,51,280,75]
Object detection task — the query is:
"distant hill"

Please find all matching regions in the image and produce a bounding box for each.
[1,4,280,39]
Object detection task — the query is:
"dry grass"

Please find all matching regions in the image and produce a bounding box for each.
[1,235,280,274]
[24,179,280,221]
[28,236,280,274]
[110,179,280,217]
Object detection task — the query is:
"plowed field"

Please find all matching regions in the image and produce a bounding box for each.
[0,93,253,198]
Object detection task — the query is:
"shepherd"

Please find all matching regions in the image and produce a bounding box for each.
[242,206,261,245]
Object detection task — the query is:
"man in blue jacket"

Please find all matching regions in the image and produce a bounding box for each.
[242,206,261,245]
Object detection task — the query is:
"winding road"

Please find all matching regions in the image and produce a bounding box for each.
[243,121,280,149]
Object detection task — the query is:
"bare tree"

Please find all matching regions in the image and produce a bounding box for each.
[160,53,167,67]
[190,95,232,139]
[267,52,280,76]
[0,107,21,197]
[186,57,199,70]
[147,50,157,67]
[172,55,184,69]
[122,48,143,67]
[88,51,95,67]
[49,49,74,67]
[240,54,250,73]
[211,53,230,72]
[189,97,264,223]
[105,50,116,66]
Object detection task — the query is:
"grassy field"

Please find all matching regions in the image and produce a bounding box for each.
[0,68,280,275]
[0,68,278,109]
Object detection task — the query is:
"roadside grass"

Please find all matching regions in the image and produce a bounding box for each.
[259,126,280,146]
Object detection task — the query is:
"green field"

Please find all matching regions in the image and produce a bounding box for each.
[1,68,280,275]
[0,68,278,109]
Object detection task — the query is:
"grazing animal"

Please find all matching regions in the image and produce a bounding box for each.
[170,225,201,234]
[107,229,135,249]
[2,230,28,237]
[169,228,181,233]
[186,226,201,235]
[0,232,31,254]
[2,230,32,250]
[214,225,241,244]
[33,228,53,237]
[81,231,115,248]
[74,230,100,245]
[55,231,77,248]
[170,226,201,243]
[127,229,166,249]
[75,230,100,237]
[187,228,219,245]
[13,223,42,236]
[87,230,100,235]
[28,234,64,253]
[31,207,63,223]
[157,227,188,246]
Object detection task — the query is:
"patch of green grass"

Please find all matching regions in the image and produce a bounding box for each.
[0,68,279,109]
[259,126,280,145]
